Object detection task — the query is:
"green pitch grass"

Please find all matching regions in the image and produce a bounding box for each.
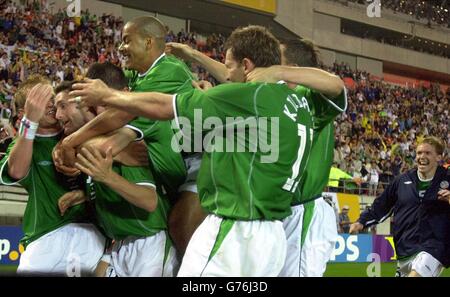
[0,265,17,276]
[2,263,450,277]
[325,262,450,277]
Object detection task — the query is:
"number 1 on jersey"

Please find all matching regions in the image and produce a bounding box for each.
[283,123,308,193]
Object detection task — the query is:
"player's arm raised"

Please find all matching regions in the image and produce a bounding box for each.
[70,79,174,121]
[75,146,157,212]
[59,108,135,166]
[8,84,53,179]
[247,66,344,98]
[166,42,228,83]
[78,127,147,166]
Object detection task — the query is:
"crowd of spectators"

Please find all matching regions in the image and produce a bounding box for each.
[333,0,450,58]
[327,61,450,193]
[0,1,449,194]
[0,0,125,130]
[344,0,450,27]
[166,28,225,85]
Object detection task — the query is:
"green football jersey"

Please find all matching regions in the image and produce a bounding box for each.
[126,54,195,200]
[175,82,313,220]
[292,86,347,204]
[91,164,170,240]
[0,134,87,247]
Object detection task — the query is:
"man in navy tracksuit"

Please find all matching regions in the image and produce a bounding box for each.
[350,136,450,277]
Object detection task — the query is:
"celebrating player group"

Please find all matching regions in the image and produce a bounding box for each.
[1,15,448,277]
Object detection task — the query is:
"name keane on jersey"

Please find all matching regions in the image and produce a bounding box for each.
[171,94,310,164]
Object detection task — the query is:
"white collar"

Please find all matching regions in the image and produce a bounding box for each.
[138,53,166,77]
[35,131,62,138]
[417,172,433,182]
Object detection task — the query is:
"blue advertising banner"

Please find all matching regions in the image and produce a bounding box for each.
[0,226,23,265]
[330,234,373,262]
[329,234,396,263]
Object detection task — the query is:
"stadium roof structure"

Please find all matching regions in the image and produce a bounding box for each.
[104,0,299,39]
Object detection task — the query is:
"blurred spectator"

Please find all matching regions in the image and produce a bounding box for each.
[0,127,12,155]
[367,160,380,196]
[345,0,450,27]
[339,205,351,233]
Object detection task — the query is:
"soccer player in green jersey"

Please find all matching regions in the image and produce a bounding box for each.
[69,25,314,276]
[54,65,177,277]
[0,75,105,276]
[247,39,347,276]
[168,37,345,276]
[56,17,205,256]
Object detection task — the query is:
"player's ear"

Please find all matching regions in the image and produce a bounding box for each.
[242,58,255,75]
[146,37,155,50]
[145,37,152,50]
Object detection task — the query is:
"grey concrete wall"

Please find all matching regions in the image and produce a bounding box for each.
[274,0,450,75]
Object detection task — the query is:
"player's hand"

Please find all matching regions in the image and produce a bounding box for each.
[349,222,364,234]
[57,137,79,169]
[58,190,86,216]
[165,42,195,62]
[75,146,114,183]
[438,189,450,204]
[53,141,80,176]
[69,79,115,107]
[192,80,213,92]
[24,83,54,122]
[246,66,283,83]
[114,141,149,167]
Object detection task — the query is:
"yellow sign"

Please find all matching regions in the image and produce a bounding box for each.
[337,193,361,223]
[222,0,277,14]
[385,236,397,260]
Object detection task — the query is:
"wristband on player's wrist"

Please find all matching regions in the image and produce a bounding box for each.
[19,116,39,140]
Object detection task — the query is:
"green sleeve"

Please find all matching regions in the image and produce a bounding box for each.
[127,117,159,142]
[174,83,257,128]
[120,165,155,187]
[297,85,347,131]
[174,88,216,128]
[0,138,30,186]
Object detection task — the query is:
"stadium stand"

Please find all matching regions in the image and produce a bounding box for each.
[0,0,448,187]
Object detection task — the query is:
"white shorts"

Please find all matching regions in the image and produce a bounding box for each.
[279,198,338,277]
[397,251,444,277]
[177,214,287,277]
[178,153,201,194]
[111,231,178,277]
[17,223,106,276]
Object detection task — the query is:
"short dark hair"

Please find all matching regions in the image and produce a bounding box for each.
[127,16,166,51]
[224,25,280,67]
[280,38,320,67]
[55,80,76,95]
[86,62,128,90]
